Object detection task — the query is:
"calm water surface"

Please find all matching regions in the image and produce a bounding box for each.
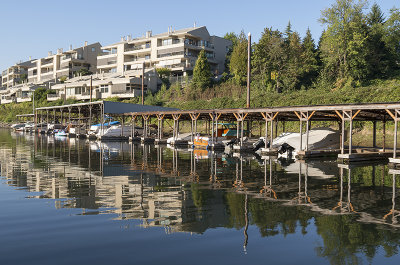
[1,129,400,264]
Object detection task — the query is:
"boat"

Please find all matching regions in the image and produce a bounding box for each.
[54,130,67,137]
[67,123,86,136]
[259,128,340,157]
[167,132,192,144]
[88,121,120,136]
[272,128,339,151]
[47,124,65,135]
[193,123,242,149]
[96,125,138,139]
[11,123,26,131]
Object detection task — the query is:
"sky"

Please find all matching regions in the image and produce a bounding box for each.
[0,0,398,72]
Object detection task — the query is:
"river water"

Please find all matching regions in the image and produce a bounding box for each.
[0,129,400,264]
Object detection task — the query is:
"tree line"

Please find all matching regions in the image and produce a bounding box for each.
[224,0,400,92]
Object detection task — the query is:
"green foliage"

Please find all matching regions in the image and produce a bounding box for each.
[191,50,212,92]
[75,68,92,76]
[319,0,369,83]
[59,76,68,83]
[156,67,171,79]
[229,31,248,86]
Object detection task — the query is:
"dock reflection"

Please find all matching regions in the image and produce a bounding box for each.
[2,131,400,261]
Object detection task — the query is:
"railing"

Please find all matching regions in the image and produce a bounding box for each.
[125,44,151,52]
[157,51,184,58]
[48,93,59,98]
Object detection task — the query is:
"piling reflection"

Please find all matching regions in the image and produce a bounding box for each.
[2,130,400,263]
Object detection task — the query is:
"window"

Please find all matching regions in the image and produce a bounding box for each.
[145,54,150,60]
[91,47,96,52]
[100,84,109,93]
[162,38,172,46]
[111,48,117,54]
[110,68,117,73]
[145,42,151,48]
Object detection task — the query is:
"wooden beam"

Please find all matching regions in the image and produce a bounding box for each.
[386,109,396,120]
[294,111,301,120]
[352,110,361,120]
[308,111,316,120]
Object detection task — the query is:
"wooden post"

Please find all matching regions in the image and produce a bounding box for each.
[191,119,194,143]
[270,119,274,149]
[349,113,353,155]
[341,117,345,154]
[265,120,268,149]
[306,118,309,151]
[299,119,303,151]
[215,116,218,143]
[394,112,398,159]
[372,121,377,148]
[383,119,386,152]
[211,114,214,145]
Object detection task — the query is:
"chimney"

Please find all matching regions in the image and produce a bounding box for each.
[69,44,73,50]
[146,31,152,38]
[29,56,32,60]
[48,51,53,56]
[84,41,88,46]
[121,36,124,42]
[57,48,63,54]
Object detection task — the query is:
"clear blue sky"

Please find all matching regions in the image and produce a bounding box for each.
[0,0,397,72]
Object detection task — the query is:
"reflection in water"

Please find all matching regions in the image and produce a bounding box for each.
[2,130,400,264]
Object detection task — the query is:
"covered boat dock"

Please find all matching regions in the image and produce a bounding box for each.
[120,102,400,164]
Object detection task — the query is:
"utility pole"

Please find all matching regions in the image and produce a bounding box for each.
[90,75,93,102]
[246,32,251,109]
[32,89,35,114]
[141,62,145,105]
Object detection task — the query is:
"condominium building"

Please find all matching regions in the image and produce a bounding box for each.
[97,26,232,77]
[1,60,35,89]
[47,70,159,102]
[28,42,102,84]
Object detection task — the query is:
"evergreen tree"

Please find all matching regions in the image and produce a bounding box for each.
[223,32,238,73]
[191,50,212,91]
[300,28,319,88]
[229,31,248,86]
[252,28,285,92]
[366,3,393,78]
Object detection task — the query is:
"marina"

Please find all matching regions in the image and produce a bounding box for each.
[24,101,400,166]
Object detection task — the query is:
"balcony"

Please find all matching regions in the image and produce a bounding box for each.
[61,54,84,61]
[17,96,32,103]
[47,93,61,101]
[124,44,151,54]
[1,96,16,104]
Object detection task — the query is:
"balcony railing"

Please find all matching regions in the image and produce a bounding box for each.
[125,44,151,52]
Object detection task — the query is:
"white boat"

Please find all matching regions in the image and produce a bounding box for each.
[68,125,86,135]
[11,123,25,131]
[167,132,192,144]
[96,125,137,138]
[55,130,67,137]
[271,128,340,152]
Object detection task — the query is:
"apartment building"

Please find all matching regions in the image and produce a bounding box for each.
[28,42,102,84]
[47,70,159,102]
[1,60,35,89]
[97,26,232,77]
